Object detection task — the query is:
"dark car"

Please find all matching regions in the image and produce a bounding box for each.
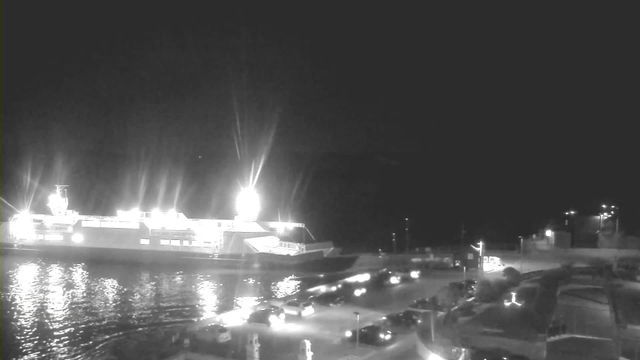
[344,325,395,346]
[247,307,285,327]
[409,297,445,312]
[382,310,422,329]
[335,282,368,299]
[437,280,476,308]
[309,292,346,307]
[371,270,401,288]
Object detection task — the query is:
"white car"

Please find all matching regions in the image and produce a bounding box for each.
[280,300,315,317]
[192,324,231,343]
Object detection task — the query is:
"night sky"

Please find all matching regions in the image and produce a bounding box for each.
[2,4,637,251]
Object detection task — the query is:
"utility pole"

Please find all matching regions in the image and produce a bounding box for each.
[405,218,410,254]
[460,222,465,249]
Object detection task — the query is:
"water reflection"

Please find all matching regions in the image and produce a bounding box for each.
[1,257,308,360]
[197,279,218,319]
[271,275,301,298]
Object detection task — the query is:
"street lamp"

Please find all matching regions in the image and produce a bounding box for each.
[545,229,553,237]
[471,240,484,274]
[405,218,410,254]
[519,236,524,272]
[564,210,577,247]
[354,311,360,351]
[599,204,619,234]
[392,232,397,254]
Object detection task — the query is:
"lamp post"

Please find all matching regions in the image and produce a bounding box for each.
[392,233,397,254]
[564,210,577,247]
[471,240,484,276]
[519,236,524,272]
[354,311,360,351]
[599,204,618,234]
[405,218,410,254]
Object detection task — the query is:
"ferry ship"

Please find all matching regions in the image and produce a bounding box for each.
[0,185,358,272]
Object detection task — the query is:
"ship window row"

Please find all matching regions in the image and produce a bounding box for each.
[150,239,217,247]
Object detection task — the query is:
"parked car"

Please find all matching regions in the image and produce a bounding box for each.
[281,300,315,317]
[448,279,477,298]
[382,310,422,329]
[409,297,446,312]
[344,325,396,346]
[395,268,421,280]
[308,292,346,307]
[336,282,368,298]
[191,324,231,343]
[247,307,285,327]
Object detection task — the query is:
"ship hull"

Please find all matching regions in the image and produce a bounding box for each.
[0,242,359,273]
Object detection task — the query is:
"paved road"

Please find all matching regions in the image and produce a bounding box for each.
[191,271,465,360]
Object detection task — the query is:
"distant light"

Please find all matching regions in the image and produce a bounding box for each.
[545,230,553,237]
[236,187,260,221]
[410,270,420,279]
[345,330,352,337]
[602,204,607,208]
[389,276,400,284]
[331,286,337,291]
[71,233,84,243]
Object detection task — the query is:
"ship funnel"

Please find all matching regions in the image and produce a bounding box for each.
[48,185,69,216]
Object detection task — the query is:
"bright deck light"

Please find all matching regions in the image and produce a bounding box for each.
[71,233,84,243]
[236,187,260,220]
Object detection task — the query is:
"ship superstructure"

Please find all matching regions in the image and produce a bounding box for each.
[2,186,348,270]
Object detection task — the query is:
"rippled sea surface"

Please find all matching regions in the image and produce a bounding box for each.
[0,255,310,360]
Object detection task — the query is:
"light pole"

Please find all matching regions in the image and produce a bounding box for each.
[471,240,484,276]
[599,204,617,233]
[392,232,397,254]
[564,210,576,247]
[405,218,410,254]
[519,236,524,272]
[354,311,360,351]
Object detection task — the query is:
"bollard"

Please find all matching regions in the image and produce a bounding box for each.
[298,339,312,360]
[246,333,260,360]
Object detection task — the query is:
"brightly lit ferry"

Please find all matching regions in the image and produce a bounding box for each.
[0,186,356,271]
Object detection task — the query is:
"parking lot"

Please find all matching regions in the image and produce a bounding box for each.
[183,270,467,360]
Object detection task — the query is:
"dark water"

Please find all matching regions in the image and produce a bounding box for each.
[0,255,311,360]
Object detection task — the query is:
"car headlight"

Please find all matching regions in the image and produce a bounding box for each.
[269,315,277,323]
[379,333,385,339]
[279,313,285,319]
[345,331,352,337]
[427,353,446,360]
[390,276,400,284]
[354,289,362,297]
[384,334,391,340]
[361,288,367,294]
[410,271,420,278]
